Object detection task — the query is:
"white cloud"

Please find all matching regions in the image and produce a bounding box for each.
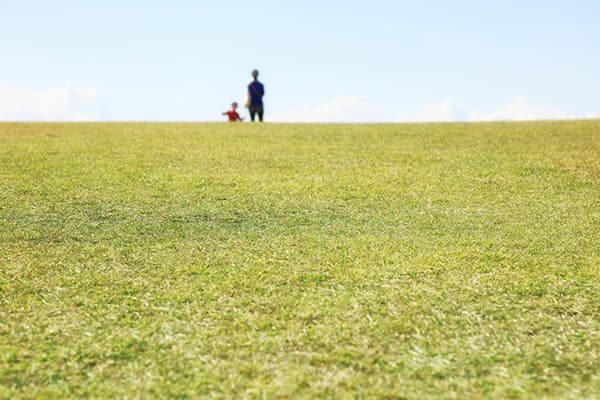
[468,97,568,121]
[585,112,599,119]
[0,83,98,121]
[271,96,379,122]
[400,97,579,123]
[72,87,97,103]
[400,100,462,122]
[274,97,581,123]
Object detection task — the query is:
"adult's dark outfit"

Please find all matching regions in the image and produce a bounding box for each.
[247,73,265,122]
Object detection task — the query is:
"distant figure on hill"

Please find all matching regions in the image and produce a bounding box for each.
[222,102,243,122]
[246,69,265,122]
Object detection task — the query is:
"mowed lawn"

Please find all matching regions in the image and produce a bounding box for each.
[1,121,599,399]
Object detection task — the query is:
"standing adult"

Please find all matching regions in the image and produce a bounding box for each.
[246,69,265,122]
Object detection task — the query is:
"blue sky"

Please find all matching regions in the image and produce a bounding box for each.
[1,0,599,122]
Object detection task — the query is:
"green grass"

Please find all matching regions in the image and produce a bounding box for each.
[1,121,599,399]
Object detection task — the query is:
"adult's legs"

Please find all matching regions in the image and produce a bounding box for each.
[254,105,264,122]
[249,105,263,122]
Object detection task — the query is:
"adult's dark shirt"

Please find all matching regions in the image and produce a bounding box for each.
[248,80,265,106]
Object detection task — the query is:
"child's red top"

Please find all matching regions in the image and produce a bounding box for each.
[225,110,242,121]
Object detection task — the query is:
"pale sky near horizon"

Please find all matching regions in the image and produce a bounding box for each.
[1,0,599,122]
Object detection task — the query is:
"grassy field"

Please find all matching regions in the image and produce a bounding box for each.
[1,121,599,399]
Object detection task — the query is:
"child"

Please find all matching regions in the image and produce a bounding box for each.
[222,102,243,122]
